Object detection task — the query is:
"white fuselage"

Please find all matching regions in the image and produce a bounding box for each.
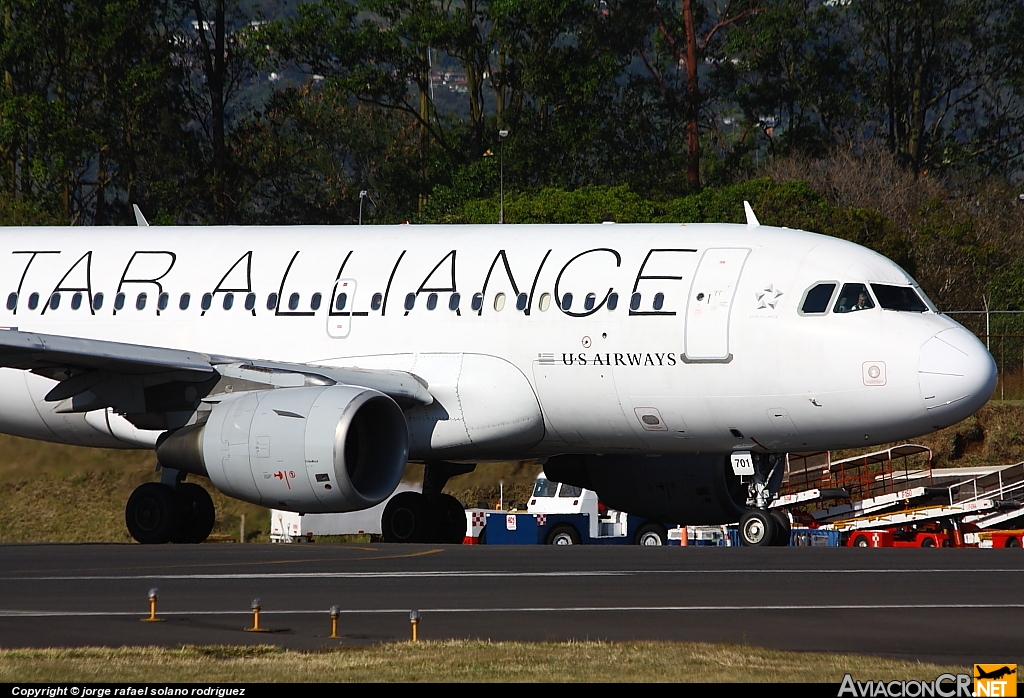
[0,222,997,458]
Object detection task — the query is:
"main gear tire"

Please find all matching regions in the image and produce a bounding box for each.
[381,492,433,543]
[126,483,183,545]
[173,483,216,544]
[435,494,468,544]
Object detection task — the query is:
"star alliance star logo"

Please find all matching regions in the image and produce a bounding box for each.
[756,284,783,309]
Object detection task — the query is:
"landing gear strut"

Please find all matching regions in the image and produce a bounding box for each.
[738,453,790,547]
[125,467,216,544]
[380,462,473,544]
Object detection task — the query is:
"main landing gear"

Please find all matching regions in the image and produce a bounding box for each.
[125,468,216,544]
[381,461,473,544]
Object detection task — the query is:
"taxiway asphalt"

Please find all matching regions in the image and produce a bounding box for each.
[0,543,1020,666]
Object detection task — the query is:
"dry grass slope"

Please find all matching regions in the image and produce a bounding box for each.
[0,642,967,683]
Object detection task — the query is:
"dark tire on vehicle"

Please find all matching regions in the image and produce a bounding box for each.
[126,482,182,544]
[477,525,487,545]
[381,492,432,543]
[634,522,667,546]
[738,509,775,547]
[769,510,791,547]
[173,482,216,544]
[1007,536,1020,548]
[435,493,468,544]
[545,524,581,546]
[854,535,869,548]
[921,536,936,547]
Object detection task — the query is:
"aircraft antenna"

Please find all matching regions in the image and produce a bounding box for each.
[743,201,760,227]
[133,204,150,227]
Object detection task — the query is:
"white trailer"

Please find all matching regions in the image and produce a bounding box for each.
[270,482,422,542]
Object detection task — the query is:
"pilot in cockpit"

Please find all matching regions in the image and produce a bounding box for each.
[835,283,874,313]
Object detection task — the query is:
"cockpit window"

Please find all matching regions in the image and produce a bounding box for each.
[801,283,836,314]
[532,478,559,498]
[834,283,874,313]
[870,284,928,312]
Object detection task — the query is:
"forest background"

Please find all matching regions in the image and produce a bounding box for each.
[1,0,1024,320]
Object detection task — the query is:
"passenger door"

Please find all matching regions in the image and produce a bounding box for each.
[684,248,750,361]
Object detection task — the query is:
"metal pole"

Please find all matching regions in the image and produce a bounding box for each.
[498,129,509,224]
[359,190,367,225]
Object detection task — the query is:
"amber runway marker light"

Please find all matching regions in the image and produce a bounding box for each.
[244,598,269,632]
[141,587,165,623]
[409,609,420,642]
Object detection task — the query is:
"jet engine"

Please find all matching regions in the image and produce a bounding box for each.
[157,385,408,513]
[544,454,748,525]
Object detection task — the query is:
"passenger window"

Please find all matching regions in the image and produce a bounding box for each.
[653,292,665,311]
[532,478,558,498]
[404,293,416,311]
[558,484,583,498]
[871,284,928,312]
[834,283,874,313]
[93,293,104,310]
[136,293,147,310]
[426,293,438,310]
[335,293,347,311]
[371,293,383,311]
[6,293,15,311]
[223,293,234,310]
[493,293,506,311]
[607,292,618,310]
[28,292,39,310]
[113,293,124,311]
[801,283,836,314]
[49,293,60,310]
[266,293,278,310]
[584,293,596,311]
[288,293,300,310]
[157,292,169,311]
[630,293,641,311]
[179,293,190,310]
[311,293,322,311]
[71,293,82,310]
[516,293,528,311]
[561,293,573,311]
[471,293,483,311]
[449,293,460,311]
[201,293,212,311]
[538,293,551,311]
[244,293,255,311]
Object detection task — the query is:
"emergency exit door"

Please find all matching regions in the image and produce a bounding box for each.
[684,248,750,361]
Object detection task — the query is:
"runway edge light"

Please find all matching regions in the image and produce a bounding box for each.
[140,587,165,623]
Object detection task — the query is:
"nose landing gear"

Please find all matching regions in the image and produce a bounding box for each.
[738,453,790,546]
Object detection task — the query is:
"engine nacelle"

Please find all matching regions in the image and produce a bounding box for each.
[544,454,748,525]
[157,386,408,513]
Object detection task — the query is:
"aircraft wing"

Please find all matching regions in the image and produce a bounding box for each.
[0,328,433,413]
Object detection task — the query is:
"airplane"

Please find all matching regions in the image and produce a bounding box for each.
[0,204,997,547]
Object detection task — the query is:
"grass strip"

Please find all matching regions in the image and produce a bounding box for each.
[0,641,966,683]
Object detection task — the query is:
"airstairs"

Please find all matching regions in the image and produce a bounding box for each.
[775,445,1024,534]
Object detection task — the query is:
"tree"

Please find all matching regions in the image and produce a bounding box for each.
[851,0,1024,175]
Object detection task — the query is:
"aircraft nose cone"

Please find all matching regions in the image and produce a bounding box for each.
[919,327,997,419]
